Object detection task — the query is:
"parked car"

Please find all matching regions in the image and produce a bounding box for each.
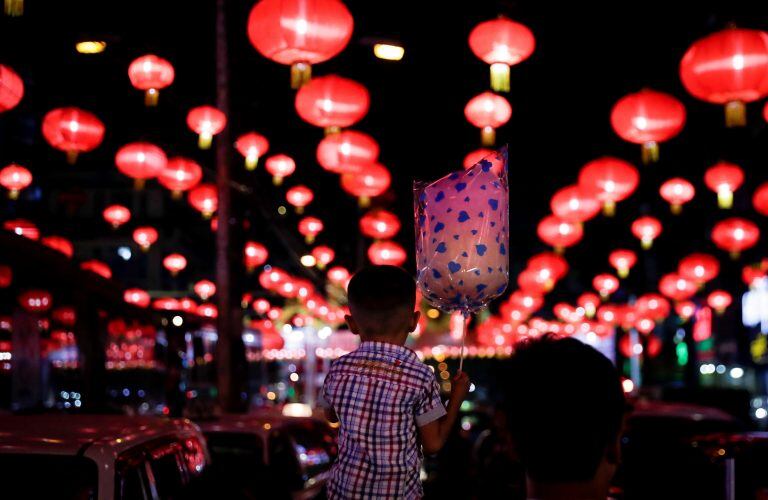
[198,408,337,499]
[689,432,768,500]
[0,414,209,499]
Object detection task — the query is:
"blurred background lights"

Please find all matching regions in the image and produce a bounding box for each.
[373,43,405,61]
[117,246,132,261]
[75,41,107,54]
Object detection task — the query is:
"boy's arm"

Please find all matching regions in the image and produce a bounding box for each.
[418,372,470,455]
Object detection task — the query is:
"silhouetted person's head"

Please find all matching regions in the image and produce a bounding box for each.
[345,265,419,342]
[504,335,625,499]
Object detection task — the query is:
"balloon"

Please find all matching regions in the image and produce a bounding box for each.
[415,147,509,314]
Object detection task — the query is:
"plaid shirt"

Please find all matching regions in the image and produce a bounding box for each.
[321,341,446,499]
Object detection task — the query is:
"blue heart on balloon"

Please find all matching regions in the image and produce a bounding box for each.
[448,261,461,273]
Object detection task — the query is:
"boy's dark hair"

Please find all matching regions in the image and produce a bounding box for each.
[503,335,625,483]
[346,265,416,336]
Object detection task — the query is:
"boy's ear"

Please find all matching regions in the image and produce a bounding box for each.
[409,310,421,333]
[345,314,360,336]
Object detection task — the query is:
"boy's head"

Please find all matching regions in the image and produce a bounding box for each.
[345,265,419,341]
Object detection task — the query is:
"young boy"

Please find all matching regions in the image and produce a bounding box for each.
[321,265,470,499]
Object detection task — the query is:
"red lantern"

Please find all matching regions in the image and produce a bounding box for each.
[468,17,535,92]
[115,142,167,189]
[186,106,226,149]
[340,162,391,207]
[163,253,187,276]
[52,307,76,327]
[610,89,686,163]
[41,236,73,257]
[660,177,695,214]
[0,163,31,199]
[179,298,197,313]
[42,107,105,164]
[247,0,353,88]
[128,54,175,106]
[316,130,379,174]
[194,280,216,300]
[298,217,324,244]
[19,290,52,313]
[537,215,583,252]
[4,219,38,240]
[527,252,569,284]
[132,227,158,251]
[311,245,335,269]
[675,300,696,321]
[678,253,720,283]
[597,304,620,325]
[0,265,12,288]
[81,260,112,279]
[753,182,768,215]
[707,290,732,314]
[327,266,350,287]
[158,157,203,198]
[464,91,512,146]
[577,157,639,216]
[295,75,370,134]
[463,148,495,169]
[0,65,24,112]
[244,241,269,272]
[631,216,662,250]
[593,273,619,299]
[659,273,697,301]
[635,293,671,322]
[103,204,131,229]
[510,290,544,314]
[197,303,218,319]
[368,241,406,266]
[285,185,314,213]
[188,184,218,218]
[518,268,552,294]
[153,298,180,311]
[634,316,656,335]
[711,217,759,258]
[609,249,637,279]
[265,154,296,186]
[554,302,580,323]
[253,298,271,315]
[235,132,269,171]
[550,184,601,223]
[680,28,768,127]
[359,209,401,239]
[704,161,743,209]
[259,267,289,291]
[743,263,768,288]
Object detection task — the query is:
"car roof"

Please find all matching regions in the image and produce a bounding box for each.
[0,414,200,456]
[197,411,321,435]
[630,399,735,422]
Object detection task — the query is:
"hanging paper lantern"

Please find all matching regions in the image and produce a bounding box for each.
[246,0,353,88]
[235,132,269,171]
[153,298,181,311]
[285,185,314,213]
[711,217,759,258]
[753,182,768,216]
[186,106,226,149]
[42,107,105,164]
[295,75,369,134]
[158,157,203,198]
[468,17,535,92]
[41,236,73,257]
[52,307,76,327]
[631,216,662,250]
[244,241,269,272]
[678,253,720,284]
[680,27,768,127]
[298,217,324,244]
[197,303,218,319]
[265,154,296,186]
[609,249,637,279]
[550,184,601,223]
[597,303,620,325]
[527,252,569,285]
[19,290,52,313]
[188,184,218,218]
[128,54,175,106]
[634,315,657,335]
[0,163,32,200]
[518,268,552,294]
[610,89,686,163]
[577,157,639,215]
[0,266,12,288]
[316,130,379,174]
[340,162,391,207]
[554,303,580,323]
[660,177,695,214]
[163,253,187,276]
[704,161,743,209]
[368,241,406,266]
[537,215,583,252]
[311,245,335,269]
[359,209,401,239]
[0,65,24,112]
[675,300,696,321]
[743,263,768,288]
[81,260,112,279]
[593,273,619,299]
[259,267,289,291]
[509,291,542,314]
[464,91,512,146]
[114,142,167,189]
[463,148,495,169]
[4,219,38,240]
[659,273,697,301]
[327,266,350,286]
[635,293,671,322]
[132,227,158,251]
[253,298,271,315]
[194,280,216,300]
[103,205,131,229]
[707,290,732,315]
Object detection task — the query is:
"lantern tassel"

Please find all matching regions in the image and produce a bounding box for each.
[603,201,616,217]
[66,150,79,165]
[671,203,682,215]
[295,206,304,215]
[641,238,653,250]
[725,101,746,127]
[8,189,19,200]
[358,196,371,208]
[145,89,159,107]
[272,176,283,186]
[554,246,564,255]
[4,0,22,16]
[198,132,213,149]
[641,141,659,164]
[618,267,629,279]
[490,63,510,93]
[291,62,312,89]
[717,189,733,209]
[141,245,150,253]
[481,127,496,147]
[730,250,740,260]
[134,179,146,190]
[245,154,258,171]
[305,235,315,245]
[172,190,183,200]
[325,126,341,136]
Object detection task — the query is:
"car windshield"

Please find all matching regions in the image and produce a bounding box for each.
[284,422,334,476]
[0,454,98,499]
